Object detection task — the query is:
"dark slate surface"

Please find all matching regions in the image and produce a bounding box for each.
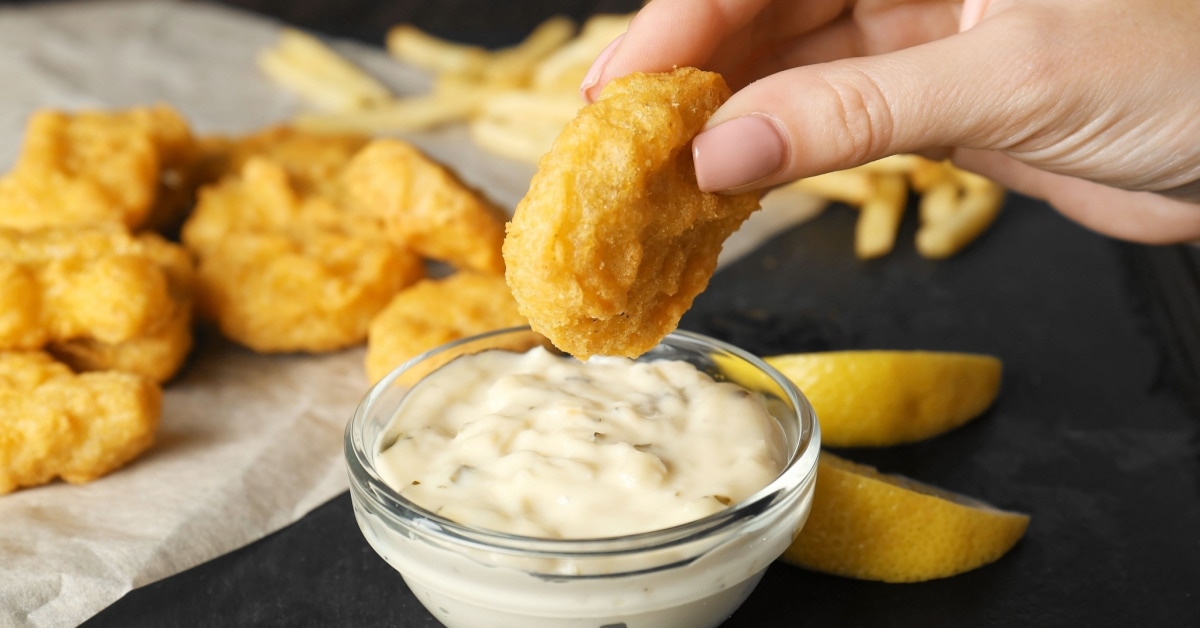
[67,1,1200,626]
[85,195,1200,627]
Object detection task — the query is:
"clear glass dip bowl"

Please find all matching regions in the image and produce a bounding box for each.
[345,327,820,628]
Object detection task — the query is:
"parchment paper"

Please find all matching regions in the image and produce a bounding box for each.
[0,2,824,626]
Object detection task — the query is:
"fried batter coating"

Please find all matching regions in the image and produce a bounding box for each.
[365,272,527,382]
[192,125,370,199]
[183,157,423,353]
[49,300,193,384]
[0,226,195,364]
[0,351,161,494]
[0,105,198,232]
[344,139,508,274]
[503,67,760,359]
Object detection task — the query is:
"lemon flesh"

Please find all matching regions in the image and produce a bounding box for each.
[766,350,1002,447]
[783,452,1029,583]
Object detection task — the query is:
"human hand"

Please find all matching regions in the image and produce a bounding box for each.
[580,0,1200,243]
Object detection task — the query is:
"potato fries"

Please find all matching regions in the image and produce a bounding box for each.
[257,28,392,112]
[260,14,632,163]
[783,156,1005,259]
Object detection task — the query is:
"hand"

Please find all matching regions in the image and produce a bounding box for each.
[581,0,1200,243]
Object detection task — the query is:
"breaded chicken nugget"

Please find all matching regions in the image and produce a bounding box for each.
[0,226,194,358]
[46,230,195,383]
[184,158,423,353]
[192,125,370,198]
[0,105,198,233]
[343,139,508,274]
[0,351,161,494]
[49,299,193,384]
[503,68,760,359]
[365,272,527,383]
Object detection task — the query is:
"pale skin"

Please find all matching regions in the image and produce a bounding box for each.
[580,0,1200,244]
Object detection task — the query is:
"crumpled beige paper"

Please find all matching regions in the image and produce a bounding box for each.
[0,2,824,626]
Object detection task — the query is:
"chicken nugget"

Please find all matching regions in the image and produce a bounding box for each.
[47,230,195,383]
[0,351,161,494]
[344,139,508,274]
[503,67,760,359]
[184,158,422,352]
[49,299,193,384]
[192,125,370,199]
[0,105,198,233]
[195,229,422,353]
[365,272,528,383]
[0,226,193,354]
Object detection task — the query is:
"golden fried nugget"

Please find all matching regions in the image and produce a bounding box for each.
[0,226,194,356]
[184,157,422,353]
[0,351,161,494]
[49,300,193,384]
[195,230,422,353]
[365,272,528,382]
[0,105,198,232]
[503,67,759,359]
[343,139,508,274]
[47,230,195,383]
[192,125,370,198]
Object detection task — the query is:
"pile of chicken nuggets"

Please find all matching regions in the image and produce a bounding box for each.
[0,104,524,494]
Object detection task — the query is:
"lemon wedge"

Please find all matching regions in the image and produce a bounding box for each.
[765,350,1002,447]
[783,452,1029,582]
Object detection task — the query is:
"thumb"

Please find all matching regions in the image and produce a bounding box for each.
[693,22,1035,193]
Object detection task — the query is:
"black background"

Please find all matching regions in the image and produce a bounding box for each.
[7,0,1196,626]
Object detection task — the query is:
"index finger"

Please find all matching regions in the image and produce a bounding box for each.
[581,0,778,101]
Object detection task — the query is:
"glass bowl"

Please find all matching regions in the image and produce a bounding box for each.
[345,327,820,628]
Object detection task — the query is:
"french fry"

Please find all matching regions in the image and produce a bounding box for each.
[790,170,876,205]
[532,14,631,91]
[386,24,490,78]
[918,179,960,225]
[257,48,367,112]
[916,170,1005,259]
[481,16,577,88]
[477,91,582,126]
[854,173,909,259]
[292,93,487,134]
[469,117,561,164]
[258,29,391,111]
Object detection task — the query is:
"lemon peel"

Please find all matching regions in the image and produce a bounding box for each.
[765,350,1002,447]
[783,452,1029,582]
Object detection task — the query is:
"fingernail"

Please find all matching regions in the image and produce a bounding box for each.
[579,33,625,102]
[693,114,788,193]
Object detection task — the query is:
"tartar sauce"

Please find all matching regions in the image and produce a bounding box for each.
[375,346,788,538]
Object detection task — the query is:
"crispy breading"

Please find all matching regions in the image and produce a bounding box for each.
[343,139,508,274]
[0,226,194,360]
[192,125,370,199]
[183,157,423,353]
[47,229,195,383]
[49,300,193,384]
[365,272,528,382]
[0,351,161,494]
[503,68,760,359]
[0,105,198,232]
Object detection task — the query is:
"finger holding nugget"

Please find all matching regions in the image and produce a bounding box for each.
[504,67,759,359]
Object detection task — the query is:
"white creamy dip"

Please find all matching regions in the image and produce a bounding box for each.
[375,346,788,539]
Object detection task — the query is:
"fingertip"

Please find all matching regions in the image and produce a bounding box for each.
[579,33,625,103]
[693,114,789,193]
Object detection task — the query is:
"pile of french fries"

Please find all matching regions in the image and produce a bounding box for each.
[257,16,1005,259]
[785,155,1006,259]
[258,14,630,163]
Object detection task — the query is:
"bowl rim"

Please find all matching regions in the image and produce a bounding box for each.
[344,326,821,559]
